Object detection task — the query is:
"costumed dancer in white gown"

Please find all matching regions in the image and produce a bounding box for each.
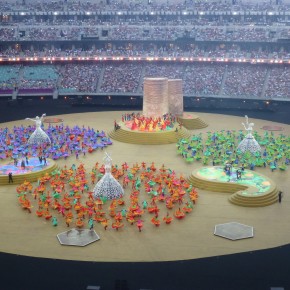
[237,115,261,154]
[93,152,124,200]
[25,113,51,146]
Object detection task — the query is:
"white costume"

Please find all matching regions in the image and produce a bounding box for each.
[237,115,261,154]
[93,152,124,200]
[25,113,51,145]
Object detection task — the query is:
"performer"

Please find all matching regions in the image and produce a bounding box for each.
[8,172,13,183]
[25,114,51,145]
[242,115,254,134]
[237,115,261,154]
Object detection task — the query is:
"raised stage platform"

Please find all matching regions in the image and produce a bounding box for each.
[187,166,279,207]
[109,122,191,145]
[0,158,57,185]
[177,113,208,130]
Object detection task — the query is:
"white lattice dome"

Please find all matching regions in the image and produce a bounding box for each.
[93,153,124,200]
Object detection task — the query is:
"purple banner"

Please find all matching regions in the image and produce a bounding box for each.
[18,88,54,94]
[0,89,13,94]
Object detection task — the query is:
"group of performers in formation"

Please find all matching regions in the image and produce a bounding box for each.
[122,112,177,132]
[177,130,289,172]
[0,122,112,164]
[16,161,198,231]
[8,112,289,235]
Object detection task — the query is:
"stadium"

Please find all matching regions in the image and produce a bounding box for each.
[0,0,290,289]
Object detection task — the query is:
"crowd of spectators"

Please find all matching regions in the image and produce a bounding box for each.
[108,27,141,41]
[228,28,271,42]
[143,63,184,79]
[0,0,289,99]
[223,65,267,98]
[0,65,19,90]
[2,14,289,29]
[0,26,287,42]
[0,62,289,99]
[1,0,289,43]
[183,63,225,95]
[1,0,290,13]
[137,63,184,92]
[265,67,290,99]
[0,28,15,41]
[100,63,141,93]
[1,44,290,61]
[27,28,59,41]
[18,65,59,89]
[59,64,102,93]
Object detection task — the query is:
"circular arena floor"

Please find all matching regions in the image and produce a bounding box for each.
[0,111,289,263]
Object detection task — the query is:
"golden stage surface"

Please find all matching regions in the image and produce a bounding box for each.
[0,111,289,262]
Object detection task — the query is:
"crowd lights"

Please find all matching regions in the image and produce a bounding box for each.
[233,58,247,62]
[1,56,289,65]
[269,59,283,64]
[129,57,141,60]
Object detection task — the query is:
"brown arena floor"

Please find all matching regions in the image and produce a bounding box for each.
[0,111,289,262]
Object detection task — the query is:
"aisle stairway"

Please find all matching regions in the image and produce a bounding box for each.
[219,65,228,95]
[96,65,105,93]
[260,68,270,99]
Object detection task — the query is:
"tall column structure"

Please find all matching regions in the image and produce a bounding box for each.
[168,79,183,116]
[143,78,168,118]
